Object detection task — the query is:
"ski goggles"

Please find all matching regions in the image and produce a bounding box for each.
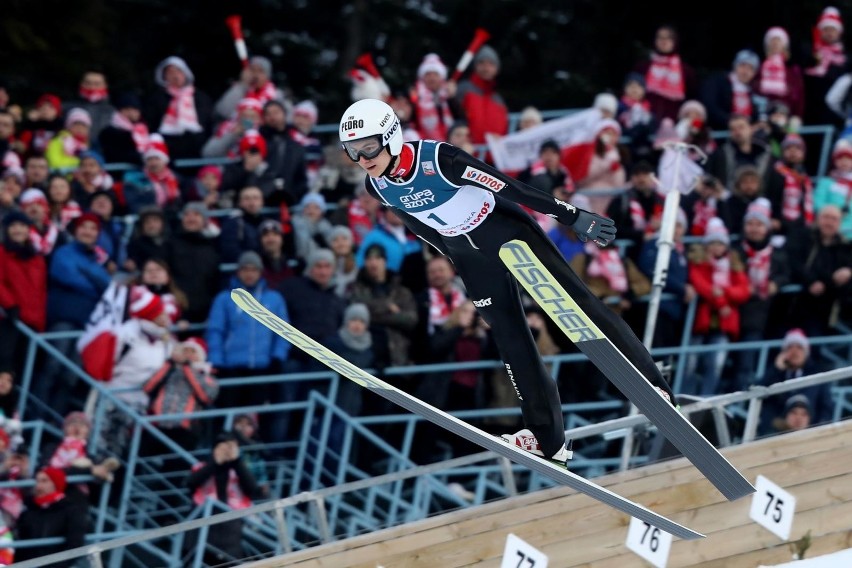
[342,135,384,162]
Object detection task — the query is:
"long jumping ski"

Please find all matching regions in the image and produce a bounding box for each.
[230,288,704,540]
[499,239,755,501]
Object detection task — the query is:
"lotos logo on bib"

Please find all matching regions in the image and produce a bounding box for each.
[462,166,506,192]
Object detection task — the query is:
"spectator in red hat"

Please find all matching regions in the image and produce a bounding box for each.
[37,212,110,416]
[805,7,848,126]
[97,285,174,458]
[143,336,219,453]
[815,139,852,238]
[19,93,63,156]
[203,97,264,158]
[145,56,214,160]
[1,211,48,373]
[767,133,814,236]
[45,107,92,170]
[133,258,188,326]
[15,466,87,566]
[756,27,805,122]
[186,165,223,208]
[19,188,60,256]
[122,134,183,214]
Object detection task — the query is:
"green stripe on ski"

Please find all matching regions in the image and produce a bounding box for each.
[230,288,705,540]
[500,239,755,501]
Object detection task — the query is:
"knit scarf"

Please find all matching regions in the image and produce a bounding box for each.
[760,54,788,97]
[49,436,88,468]
[146,167,180,207]
[29,222,59,255]
[729,72,753,117]
[338,325,372,351]
[618,96,652,128]
[191,463,252,510]
[743,240,773,299]
[585,243,628,292]
[111,111,151,151]
[34,491,65,508]
[413,80,454,140]
[428,286,466,332]
[247,81,279,106]
[79,86,108,103]
[645,53,685,101]
[775,161,814,223]
[53,201,82,230]
[806,39,847,77]
[160,85,202,135]
[62,130,88,158]
[711,254,731,288]
[691,198,717,236]
[629,198,648,232]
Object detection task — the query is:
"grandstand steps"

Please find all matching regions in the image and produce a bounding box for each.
[245,420,852,567]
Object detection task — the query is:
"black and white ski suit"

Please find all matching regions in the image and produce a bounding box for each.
[364,140,673,457]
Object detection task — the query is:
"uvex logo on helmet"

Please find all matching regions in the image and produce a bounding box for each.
[382,120,400,143]
[379,113,392,128]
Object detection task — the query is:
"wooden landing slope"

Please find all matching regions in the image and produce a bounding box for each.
[249,420,852,568]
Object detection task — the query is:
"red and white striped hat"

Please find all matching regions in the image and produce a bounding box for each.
[764,26,790,48]
[129,286,165,321]
[181,337,208,361]
[745,197,773,227]
[817,7,844,32]
[143,134,170,164]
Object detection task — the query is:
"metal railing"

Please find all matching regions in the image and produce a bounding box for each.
[10,365,851,568]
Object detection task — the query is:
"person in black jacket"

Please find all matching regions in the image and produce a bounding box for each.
[144,56,213,161]
[702,50,761,130]
[218,186,272,263]
[15,467,87,567]
[165,203,222,323]
[259,100,309,206]
[98,92,146,167]
[185,432,257,565]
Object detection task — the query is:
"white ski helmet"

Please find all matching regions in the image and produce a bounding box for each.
[339,98,403,162]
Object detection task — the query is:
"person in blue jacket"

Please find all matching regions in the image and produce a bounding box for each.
[39,212,113,416]
[206,251,290,409]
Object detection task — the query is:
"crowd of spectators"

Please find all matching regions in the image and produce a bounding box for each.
[1,10,852,563]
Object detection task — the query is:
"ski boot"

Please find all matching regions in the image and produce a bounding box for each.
[500,428,573,468]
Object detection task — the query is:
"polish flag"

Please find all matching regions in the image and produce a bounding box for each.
[76,282,128,381]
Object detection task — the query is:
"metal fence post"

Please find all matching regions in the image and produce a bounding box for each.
[274,503,292,555]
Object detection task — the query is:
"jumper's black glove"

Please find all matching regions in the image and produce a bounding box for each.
[573,209,617,247]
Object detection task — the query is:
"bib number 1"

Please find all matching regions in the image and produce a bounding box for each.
[427,212,448,226]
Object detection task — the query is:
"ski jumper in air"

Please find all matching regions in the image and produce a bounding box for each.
[338,98,675,465]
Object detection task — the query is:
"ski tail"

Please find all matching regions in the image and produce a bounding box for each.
[230,288,705,540]
[499,239,755,501]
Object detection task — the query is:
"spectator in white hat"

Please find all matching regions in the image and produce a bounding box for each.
[45,108,91,170]
[411,53,456,141]
[759,329,833,435]
[732,197,791,390]
[685,217,751,396]
[756,26,805,120]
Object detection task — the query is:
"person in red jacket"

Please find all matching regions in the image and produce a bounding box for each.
[0,210,47,374]
[455,45,508,146]
[685,217,751,396]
